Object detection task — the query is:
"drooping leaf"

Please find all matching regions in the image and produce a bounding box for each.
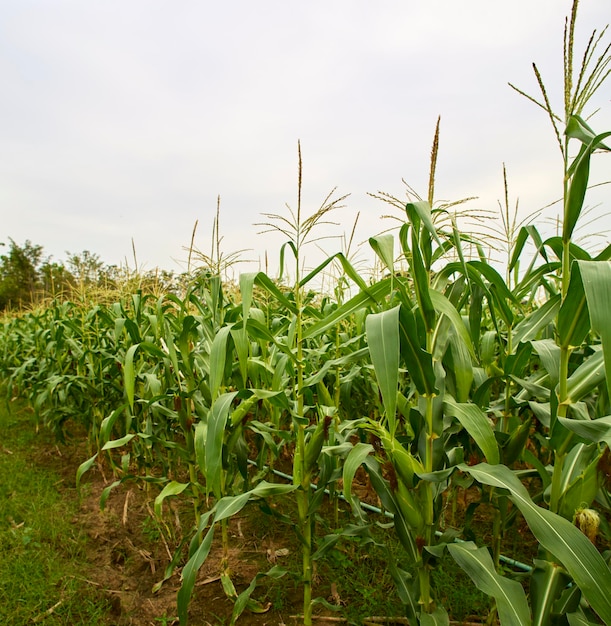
[342,442,374,520]
[461,462,611,624]
[369,234,395,273]
[444,398,499,465]
[448,541,530,626]
[154,480,189,518]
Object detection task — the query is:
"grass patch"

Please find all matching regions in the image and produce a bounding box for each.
[0,400,112,625]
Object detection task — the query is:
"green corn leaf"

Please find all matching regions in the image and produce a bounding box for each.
[468,261,517,327]
[444,398,499,465]
[205,392,238,499]
[363,456,419,565]
[557,415,611,447]
[369,234,395,273]
[565,115,610,148]
[123,343,140,411]
[366,306,400,434]
[402,220,436,332]
[303,278,391,339]
[102,433,136,450]
[530,558,573,626]
[557,264,590,349]
[230,566,288,625]
[502,417,533,466]
[387,557,418,622]
[178,519,215,625]
[564,130,611,243]
[252,271,296,313]
[449,329,474,402]
[299,251,371,293]
[76,453,98,490]
[194,420,207,479]
[419,608,450,626]
[514,262,561,301]
[448,541,530,626]
[565,348,605,404]
[578,260,611,399]
[239,273,255,322]
[531,339,561,387]
[406,201,443,248]
[398,304,437,396]
[461,462,611,624]
[429,289,475,359]
[558,446,602,520]
[302,347,369,387]
[100,479,122,511]
[567,608,604,626]
[209,325,232,401]
[154,480,189,518]
[342,442,374,520]
[510,224,547,272]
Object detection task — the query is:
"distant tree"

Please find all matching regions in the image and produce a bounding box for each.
[39,260,74,298]
[65,250,104,285]
[0,239,44,310]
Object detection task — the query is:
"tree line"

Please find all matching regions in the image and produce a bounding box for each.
[0,239,183,312]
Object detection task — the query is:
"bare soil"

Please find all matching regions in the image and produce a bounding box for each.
[34,435,361,625]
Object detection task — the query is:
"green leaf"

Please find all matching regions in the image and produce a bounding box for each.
[406,201,443,248]
[444,398,500,465]
[449,329,474,402]
[209,325,232,401]
[76,453,98,490]
[557,415,611,448]
[578,260,611,399]
[564,130,611,243]
[178,520,215,625]
[206,392,238,499]
[429,290,475,359]
[154,481,189,518]
[531,558,572,626]
[230,566,287,625]
[123,343,140,411]
[448,541,530,626]
[461,463,611,624]
[366,305,400,434]
[102,433,136,450]
[557,264,590,349]
[342,443,374,520]
[566,348,605,404]
[369,234,395,273]
[398,304,437,396]
[303,278,391,339]
[531,339,561,387]
[419,606,450,626]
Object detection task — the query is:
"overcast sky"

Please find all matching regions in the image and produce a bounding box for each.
[1,1,610,279]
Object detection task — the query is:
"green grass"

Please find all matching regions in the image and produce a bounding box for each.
[0,400,112,625]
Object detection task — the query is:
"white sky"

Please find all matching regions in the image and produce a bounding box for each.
[1,1,610,279]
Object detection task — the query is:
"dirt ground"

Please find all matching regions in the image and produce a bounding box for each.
[36,437,357,626]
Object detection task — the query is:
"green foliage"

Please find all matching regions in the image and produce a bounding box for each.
[0,3,609,625]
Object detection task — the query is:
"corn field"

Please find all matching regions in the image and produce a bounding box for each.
[2,3,611,625]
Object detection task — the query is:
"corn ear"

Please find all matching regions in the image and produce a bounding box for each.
[304,415,331,475]
[395,481,424,533]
